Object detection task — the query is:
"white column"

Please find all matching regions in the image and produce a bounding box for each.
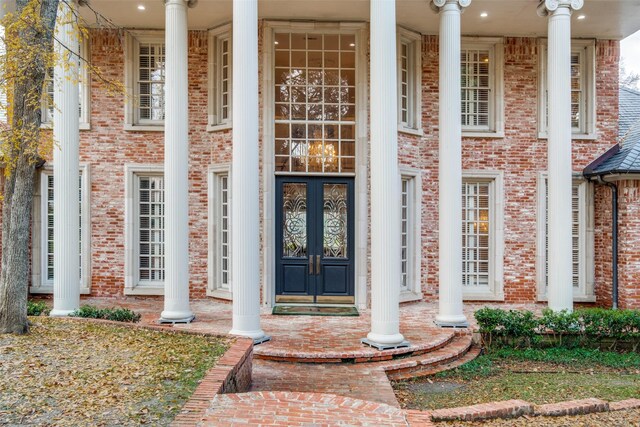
[432,0,470,327]
[363,0,407,349]
[539,0,583,312]
[51,0,80,317]
[160,0,194,323]
[229,0,268,343]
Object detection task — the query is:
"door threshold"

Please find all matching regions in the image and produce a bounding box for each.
[272,305,359,317]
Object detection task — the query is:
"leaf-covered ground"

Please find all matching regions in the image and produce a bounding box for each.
[394,348,640,411]
[0,317,229,426]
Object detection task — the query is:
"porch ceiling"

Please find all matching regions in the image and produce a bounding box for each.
[74,0,640,39]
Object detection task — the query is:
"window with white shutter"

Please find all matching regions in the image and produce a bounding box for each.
[137,175,165,286]
[41,39,91,129]
[538,39,596,138]
[462,171,504,300]
[125,165,165,295]
[460,38,504,136]
[537,175,595,301]
[31,166,91,294]
[125,31,166,129]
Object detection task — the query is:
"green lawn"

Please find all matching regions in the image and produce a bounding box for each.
[0,317,229,426]
[394,348,640,411]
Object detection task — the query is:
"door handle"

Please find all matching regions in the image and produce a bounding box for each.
[316,255,321,275]
[309,255,314,275]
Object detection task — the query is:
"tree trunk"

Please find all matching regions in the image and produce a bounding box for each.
[0,0,59,334]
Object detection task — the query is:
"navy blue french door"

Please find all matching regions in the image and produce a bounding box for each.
[275,177,355,304]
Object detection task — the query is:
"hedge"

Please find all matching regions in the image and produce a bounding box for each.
[475,307,640,351]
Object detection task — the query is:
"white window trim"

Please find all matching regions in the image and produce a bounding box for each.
[399,168,422,302]
[538,39,596,140]
[207,164,232,299]
[536,172,595,302]
[41,37,91,131]
[461,170,504,301]
[397,27,423,136]
[208,23,233,132]
[124,164,165,295]
[124,30,165,131]
[31,164,91,294]
[460,37,504,138]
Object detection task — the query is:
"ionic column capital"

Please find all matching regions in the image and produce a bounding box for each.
[430,0,472,13]
[537,0,583,17]
[164,0,197,8]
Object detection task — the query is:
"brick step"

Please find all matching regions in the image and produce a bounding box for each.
[253,330,464,364]
[385,335,478,380]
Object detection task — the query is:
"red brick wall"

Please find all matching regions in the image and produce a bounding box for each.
[25,27,620,305]
[617,180,640,309]
[400,37,619,303]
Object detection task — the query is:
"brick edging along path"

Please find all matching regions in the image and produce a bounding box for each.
[171,337,253,427]
[428,398,640,422]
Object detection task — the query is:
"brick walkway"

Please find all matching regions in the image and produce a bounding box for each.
[79,298,543,426]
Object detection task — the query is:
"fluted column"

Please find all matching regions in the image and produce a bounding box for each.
[363,0,408,349]
[229,0,269,343]
[432,0,470,327]
[160,0,194,323]
[51,0,80,317]
[538,0,583,312]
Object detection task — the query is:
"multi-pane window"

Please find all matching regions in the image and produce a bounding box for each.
[461,48,491,129]
[540,178,594,299]
[137,42,166,123]
[570,51,584,131]
[219,37,231,122]
[209,25,232,129]
[400,42,410,125]
[274,32,356,174]
[397,29,421,132]
[43,173,84,283]
[209,168,232,298]
[462,180,491,288]
[401,177,410,291]
[137,175,165,284]
[34,167,90,294]
[41,40,89,127]
[538,40,595,137]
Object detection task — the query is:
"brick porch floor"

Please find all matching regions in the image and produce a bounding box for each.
[81,298,542,426]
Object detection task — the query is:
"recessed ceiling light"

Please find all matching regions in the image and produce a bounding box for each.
[480,12,488,18]
[274,41,279,45]
[577,14,586,20]
[137,4,146,11]
[349,43,355,47]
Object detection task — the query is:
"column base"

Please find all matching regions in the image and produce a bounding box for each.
[435,316,469,328]
[229,328,271,345]
[361,338,410,351]
[49,308,75,317]
[159,314,195,324]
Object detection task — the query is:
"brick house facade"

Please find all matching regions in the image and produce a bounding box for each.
[4,0,640,342]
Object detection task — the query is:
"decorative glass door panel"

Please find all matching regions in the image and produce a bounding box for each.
[276,177,354,303]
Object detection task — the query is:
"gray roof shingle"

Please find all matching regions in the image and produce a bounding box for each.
[584,86,640,177]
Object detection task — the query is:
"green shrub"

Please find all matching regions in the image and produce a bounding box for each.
[27,300,50,316]
[475,307,640,351]
[70,305,141,323]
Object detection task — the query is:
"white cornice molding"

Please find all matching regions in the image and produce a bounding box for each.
[537,0,583,17]
[430,0,472,14]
